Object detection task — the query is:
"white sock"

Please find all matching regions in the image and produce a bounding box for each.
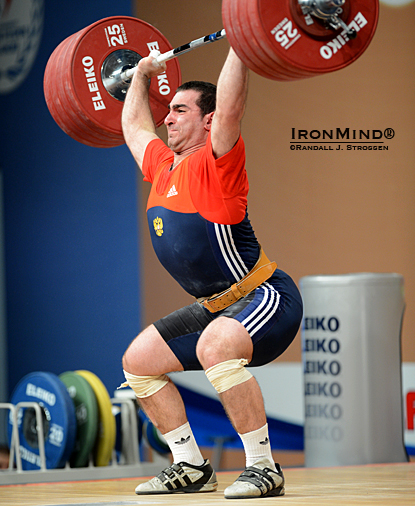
[238,423,274,467]
[163,422,205,466]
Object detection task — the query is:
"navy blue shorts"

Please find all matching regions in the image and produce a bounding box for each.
[153,269,303,371]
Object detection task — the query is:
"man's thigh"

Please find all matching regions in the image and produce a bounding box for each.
[123,324,184,375]
[153,295,258,371]
[153,302,214,371]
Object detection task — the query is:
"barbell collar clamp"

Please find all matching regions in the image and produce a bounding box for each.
[328,14,357,38]
[298,0,346,18]
[298,0,357,39]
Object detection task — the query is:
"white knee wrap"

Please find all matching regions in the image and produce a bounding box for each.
[205,358,253,394]
[120,370,169,398]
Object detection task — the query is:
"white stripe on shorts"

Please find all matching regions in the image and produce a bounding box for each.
[242,283,281,336]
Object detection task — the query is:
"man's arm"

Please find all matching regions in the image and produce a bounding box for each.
[210,47,249,159]
[121,56,166,170]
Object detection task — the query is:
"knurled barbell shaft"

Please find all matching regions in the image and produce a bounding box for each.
[121,29,227,81]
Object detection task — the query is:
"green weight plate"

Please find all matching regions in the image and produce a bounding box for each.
[59,371,99,467]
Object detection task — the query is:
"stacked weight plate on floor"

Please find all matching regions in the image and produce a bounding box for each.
[7,372,77,470]
[139,410,170,455]
[76,370,116,466]
[44,16,181,147]
[59,371,99,467]
[222,0,379,80]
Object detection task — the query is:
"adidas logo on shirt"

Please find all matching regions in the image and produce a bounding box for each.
[167,185,178,198]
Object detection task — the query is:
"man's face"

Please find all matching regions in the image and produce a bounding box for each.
[164,89,211,153]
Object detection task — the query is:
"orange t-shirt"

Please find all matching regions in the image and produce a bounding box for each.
[143,132,248,225]
[142,133,260,298]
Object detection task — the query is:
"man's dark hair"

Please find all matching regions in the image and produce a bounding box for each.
[176,81,217,116]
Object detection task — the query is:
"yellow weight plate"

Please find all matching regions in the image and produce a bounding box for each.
[76,370,116,466]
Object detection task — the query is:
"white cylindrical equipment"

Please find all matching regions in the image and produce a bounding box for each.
[300,273,408,467]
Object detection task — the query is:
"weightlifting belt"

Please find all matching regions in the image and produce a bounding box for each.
[197,247,277,313]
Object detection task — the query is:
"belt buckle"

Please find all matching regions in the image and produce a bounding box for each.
[197,294,219,313]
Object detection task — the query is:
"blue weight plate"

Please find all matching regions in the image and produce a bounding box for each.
[8,372,77,470]
[141,412,170,455]
[137,409,143,444]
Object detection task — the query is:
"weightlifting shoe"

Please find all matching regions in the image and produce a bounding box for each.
[224,457,285,499]
[135,459,218,494]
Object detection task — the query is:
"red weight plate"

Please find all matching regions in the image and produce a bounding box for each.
[55,30,124,146]
[60,29,127,144]
[242,0,317,79]
[253,0,379,75]
[251,2,318,79]
[223,0,307,81]
[222,0,281,80]
[47,37,119,147]
[46,34,108,145]
[44,35,87,142]
[237,0,309,80]
[49,88,117,147]
[44,16,181,147]
[70,16,181,136]
[45,31,118,147]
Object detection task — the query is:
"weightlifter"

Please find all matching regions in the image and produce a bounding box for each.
[120,46,303,499]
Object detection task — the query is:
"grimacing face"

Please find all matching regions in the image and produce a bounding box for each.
[164,89,211,153]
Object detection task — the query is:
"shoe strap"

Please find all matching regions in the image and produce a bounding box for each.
[237,466,279,494]
[158,463,192,490]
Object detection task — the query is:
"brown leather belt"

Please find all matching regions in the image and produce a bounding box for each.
[197,247,277,313]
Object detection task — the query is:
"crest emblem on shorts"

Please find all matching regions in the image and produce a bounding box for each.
[153,217,164,237]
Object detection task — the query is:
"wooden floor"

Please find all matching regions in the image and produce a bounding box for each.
[0,463,414,506]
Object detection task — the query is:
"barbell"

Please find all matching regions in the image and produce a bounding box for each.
[44,0,379,148]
